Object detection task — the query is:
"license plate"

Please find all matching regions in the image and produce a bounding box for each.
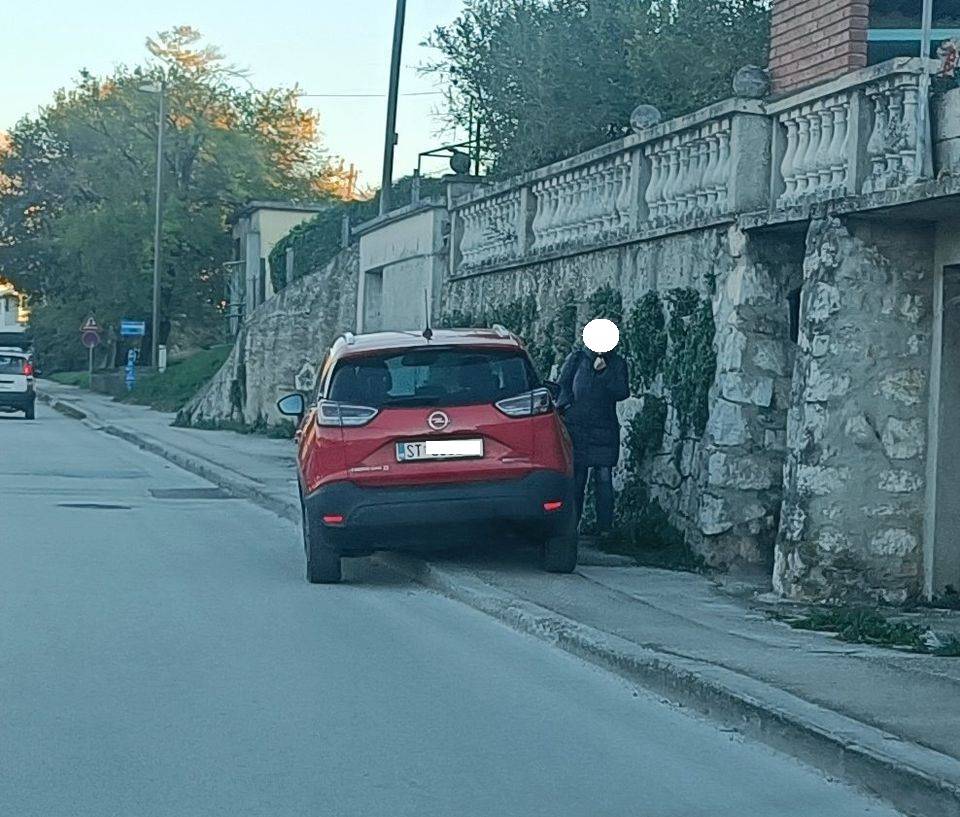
[396,439,484,462]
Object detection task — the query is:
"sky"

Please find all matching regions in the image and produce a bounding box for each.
[0,0,467,189]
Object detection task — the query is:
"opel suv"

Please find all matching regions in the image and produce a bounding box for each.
[278,328,577,584]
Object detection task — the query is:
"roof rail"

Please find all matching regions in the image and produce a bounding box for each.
[491,324,511,338]
[342,332,356,345]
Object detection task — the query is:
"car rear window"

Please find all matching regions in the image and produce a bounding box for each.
[329,347,537,408]
[0,355,26,374]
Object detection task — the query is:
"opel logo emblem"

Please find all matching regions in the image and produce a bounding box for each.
[427,411,450,431]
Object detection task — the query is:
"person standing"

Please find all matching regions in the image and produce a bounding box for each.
[557,342,629,535]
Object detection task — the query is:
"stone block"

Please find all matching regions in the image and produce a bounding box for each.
[699,494,733,535]
[651,455,682,490]
[717,328,747,372]
[751,339,788,374]
[797,464,849,496]
[764,429,787,450]
[806,282,841,323]
[816,527,849,552]
[707,452,777,490]
[881,417,924,460]
[878,469,924,493]
[719,372,774,407]
[707,399,749,446]
[804,360,851,402]
[878,369,926,406]
[870,528,919,558]
[844,414,878,448]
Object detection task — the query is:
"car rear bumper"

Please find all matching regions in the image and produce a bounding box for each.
[0,390,34,410]
[303,470,575,552]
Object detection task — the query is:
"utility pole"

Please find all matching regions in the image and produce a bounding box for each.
[140,79,166,368]
[379,0,407,216]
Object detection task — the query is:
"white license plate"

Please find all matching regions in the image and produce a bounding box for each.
[396,439,484,462]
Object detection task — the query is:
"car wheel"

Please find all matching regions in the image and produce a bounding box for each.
[24,402,35,420]
[301,497,342,584]
[543,529,578,574]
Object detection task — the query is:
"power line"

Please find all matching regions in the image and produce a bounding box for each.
[298,91,442,99]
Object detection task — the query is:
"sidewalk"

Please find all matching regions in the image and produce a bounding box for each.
[39,380,960,817]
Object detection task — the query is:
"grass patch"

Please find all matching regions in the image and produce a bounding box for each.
[174,414,296,440]
[775,606,960,656]
[120,346,231,413]
[48,370,89,387]
[601,497,706,572]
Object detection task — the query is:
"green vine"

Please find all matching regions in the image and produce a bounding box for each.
[623,290,666,392]
[663,291,716,437]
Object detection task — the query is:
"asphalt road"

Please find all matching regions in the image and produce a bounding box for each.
[0,405,902,817]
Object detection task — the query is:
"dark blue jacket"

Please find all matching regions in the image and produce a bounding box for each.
[557,349,629,467]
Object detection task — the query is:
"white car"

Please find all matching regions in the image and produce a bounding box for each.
[0,348,36,419]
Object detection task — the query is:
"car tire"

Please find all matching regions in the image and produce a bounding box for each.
[301,496,342,584]
[24,402,35,420]
[543,529,578,574]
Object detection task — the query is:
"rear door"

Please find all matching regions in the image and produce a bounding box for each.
[0,354,27,395]
[331,346,543,486]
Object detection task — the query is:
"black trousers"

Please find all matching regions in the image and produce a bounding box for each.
[574,464,614,533]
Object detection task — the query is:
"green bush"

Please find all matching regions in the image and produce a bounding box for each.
[120,345,232,413]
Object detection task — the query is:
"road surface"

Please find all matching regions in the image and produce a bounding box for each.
[0,405,901,817]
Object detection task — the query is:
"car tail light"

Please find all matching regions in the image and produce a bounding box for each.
[316,399,379,428]
[543,501,564,512]
[495,387,552,418]
[322,514,345,525]
[22,361,33,377]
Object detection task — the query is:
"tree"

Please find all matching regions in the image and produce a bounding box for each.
[424,0,770,176]
[0,27,340,370]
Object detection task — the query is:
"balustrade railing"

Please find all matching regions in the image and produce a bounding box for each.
[449,60,934,275]
[644,118,732,227]
[457,190,522,269]
[769,58,927,208]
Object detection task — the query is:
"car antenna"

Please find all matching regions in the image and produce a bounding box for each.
[422,289,433,340]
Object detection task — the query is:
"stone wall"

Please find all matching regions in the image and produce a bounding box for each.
[442,225,800,569]
[774,218,934,603]
[182,245,358,428]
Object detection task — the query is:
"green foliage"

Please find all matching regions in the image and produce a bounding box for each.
[623,291,666,392]
[664,290,716,437]
[625,396,667,461]
[586,284,623,326]
[424,0,770,175]
[120,345,231,412]
[268,176,447,290]
[0,27,337,371]
[609,492,706,571]
[781,606,960,656]
[48,371,90,387]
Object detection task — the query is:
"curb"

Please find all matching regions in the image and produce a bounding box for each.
[42,390,960,817]
[375,553,960,817]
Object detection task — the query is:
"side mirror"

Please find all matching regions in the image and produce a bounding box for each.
[544,380,560,399]
[277,393,306,418]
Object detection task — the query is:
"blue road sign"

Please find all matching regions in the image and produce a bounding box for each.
[125,349,137,391]
[120,320,146,337]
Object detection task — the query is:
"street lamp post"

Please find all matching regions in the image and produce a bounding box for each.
[379,0,407,216]
[140,80,165,368]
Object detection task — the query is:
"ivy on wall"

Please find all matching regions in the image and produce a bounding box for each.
[439,280,716,564]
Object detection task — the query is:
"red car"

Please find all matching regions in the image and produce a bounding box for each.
[278,327,577,583]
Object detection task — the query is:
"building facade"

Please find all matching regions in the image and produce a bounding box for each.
[228,201,330,335]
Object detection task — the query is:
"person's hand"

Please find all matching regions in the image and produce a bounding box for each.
[593,355,607,372]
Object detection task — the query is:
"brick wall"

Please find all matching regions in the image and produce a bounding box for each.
[769,0,869,94]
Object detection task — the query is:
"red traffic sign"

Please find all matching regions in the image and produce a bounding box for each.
[80,315,101,349]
